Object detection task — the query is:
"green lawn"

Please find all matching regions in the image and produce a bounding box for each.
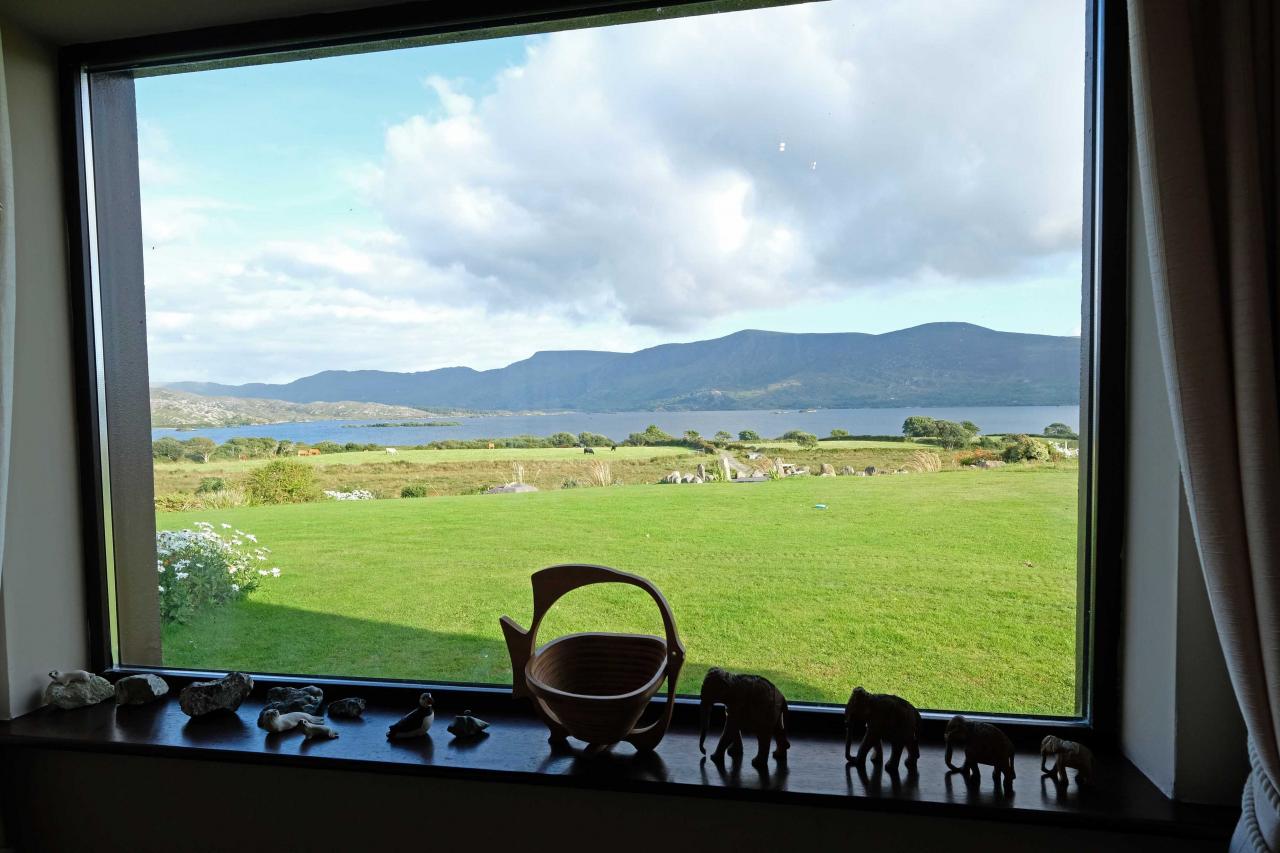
[157,465,1079,715]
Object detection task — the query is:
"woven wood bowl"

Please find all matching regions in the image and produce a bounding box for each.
[500,564,686,752]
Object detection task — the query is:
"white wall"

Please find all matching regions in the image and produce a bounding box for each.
[0,20,87,719]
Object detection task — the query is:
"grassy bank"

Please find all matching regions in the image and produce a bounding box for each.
[158,464,1079,715]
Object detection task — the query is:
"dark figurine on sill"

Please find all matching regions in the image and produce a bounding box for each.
[843,686,921,773]
[1041,735,1094,786]
[387,692,434,739]
[698,667,790,770]
[945,715,1016,790]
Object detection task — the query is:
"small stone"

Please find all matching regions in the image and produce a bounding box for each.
[264,685,323,714]
[44,674,114,710]
[327,697,366,719]
[179,672,254,717]
[115,674,169,705]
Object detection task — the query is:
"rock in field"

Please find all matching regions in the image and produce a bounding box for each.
[44,674,114,710]
[179,672,254,717]
[663,471,681,484]
[839,466,856,476]
[327,697,367,719]
[115,673,170,705]
[820,463,836,477]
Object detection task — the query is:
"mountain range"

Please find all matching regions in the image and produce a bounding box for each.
[166,323,1081,412]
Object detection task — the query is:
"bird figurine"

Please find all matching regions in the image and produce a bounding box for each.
[447,710,491,740]
[387,692,434,740]
[258,708,325,734]
[299,719,340,740]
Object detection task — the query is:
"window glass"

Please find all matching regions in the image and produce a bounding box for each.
[137,0,1086,715]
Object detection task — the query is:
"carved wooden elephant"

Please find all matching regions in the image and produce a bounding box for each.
[945,715,1016,789]
[698,668,789,769]
[844,686,921,772]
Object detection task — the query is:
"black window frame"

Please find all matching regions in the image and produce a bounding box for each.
[59,0,1128,745]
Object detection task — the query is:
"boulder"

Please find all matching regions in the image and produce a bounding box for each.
[820,463,836,477]
[975,459,1006,469]
[44,674,114,710]
[264,685,323,714]
[839,466,856,476]
[483,483,538,494]
[663,471,681,484]
[179,672,254,718]
[327,697,366,719]
[680,474,697,483]
[114,673,169,705]
[864,466,877,476]
[696,463,707,481]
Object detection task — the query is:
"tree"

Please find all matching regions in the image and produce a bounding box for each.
[152,437,184,462]
[829,428,849,439]
[932,420,972,450]
[1043,422,1077,439]
[184,437,217,464]
[780,430,818,448]
[683,430,701,443]
[960,420,980,437]
[713,430,733,443]
[738,429,760,441]
[578,431,611,447]
[902,416,937,438]
[549,432,577,447]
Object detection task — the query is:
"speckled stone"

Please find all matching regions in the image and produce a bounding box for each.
[264,685,323,714]
[178,672,254,717]
[44,674,115,710]
[326,697,366,719]
[114,673,170,705]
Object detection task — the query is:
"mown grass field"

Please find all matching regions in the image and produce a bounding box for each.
[158,463,1079,716]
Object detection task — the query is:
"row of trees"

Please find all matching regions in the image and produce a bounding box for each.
[153,436,384,464]
[901,416,982,449]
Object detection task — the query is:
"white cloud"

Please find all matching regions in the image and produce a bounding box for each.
[363,0,1084,331]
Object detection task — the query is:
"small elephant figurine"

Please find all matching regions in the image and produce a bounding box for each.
[844,687,921,772]
[698,668,790,770]
[945,715,1016,789]
[1041,735,1093,786]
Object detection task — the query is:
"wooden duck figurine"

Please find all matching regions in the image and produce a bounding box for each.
[387,692,434,739]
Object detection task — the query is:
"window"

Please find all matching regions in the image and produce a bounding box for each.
[72,0,1119,726]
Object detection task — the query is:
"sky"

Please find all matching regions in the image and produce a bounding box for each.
[137,0,1086,385]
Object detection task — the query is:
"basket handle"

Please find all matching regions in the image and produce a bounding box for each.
[525,564,683,659]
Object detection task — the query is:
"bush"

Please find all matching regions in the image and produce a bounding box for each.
[196,477,226,495]
[933,420,974,449]
[156,522,278,625]
[1043,422,1078,439]
[713,431,733,443]
[313,441,344,454]
[155,493,199,512]
[1001,434,1051,463]
[956,448,999,466]
[829,428,849,439]
[400,484,431,498]
[549,432,578,447]
[738,430,760,441]
[152,437,185,462]
[245,460,320,505]
[578,431,613,447]
[780,430,819,449]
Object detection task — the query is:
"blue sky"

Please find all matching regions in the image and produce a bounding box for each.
[137,0,1085,384]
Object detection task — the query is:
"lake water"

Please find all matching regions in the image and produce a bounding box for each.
[152,406,1080,445]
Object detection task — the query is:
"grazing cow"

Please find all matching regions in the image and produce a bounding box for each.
[583,446,595,454]
[386,447,398,455]
[611,444,618,451]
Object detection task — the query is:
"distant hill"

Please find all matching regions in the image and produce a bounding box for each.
[167,323,1081,412]
[150,388,439,428]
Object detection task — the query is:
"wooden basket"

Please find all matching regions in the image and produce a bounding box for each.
[500,564,685,752]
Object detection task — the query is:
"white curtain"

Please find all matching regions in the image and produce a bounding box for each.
[0,28,14,591]
[1129,2,1280,850]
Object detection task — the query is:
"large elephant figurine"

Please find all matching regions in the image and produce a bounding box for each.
[698,668,789,770]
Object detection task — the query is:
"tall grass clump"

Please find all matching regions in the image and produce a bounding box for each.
[587,460,612,487]
[904,450,942,472]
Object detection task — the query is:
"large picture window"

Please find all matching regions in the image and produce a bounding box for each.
[75,0,1110,722]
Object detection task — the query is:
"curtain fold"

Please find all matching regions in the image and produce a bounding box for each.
[1128,2,1280,849]
[0,28,14,591]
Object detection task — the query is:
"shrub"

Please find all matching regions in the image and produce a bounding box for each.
[155,493,198,512]
[713,431,733,443]
[549,432,578,447]
[196,477,226,495]
[956,448,999,466]
[560,478,581,489]
[400,484,431,498]
[245,460,320,505]
[156,522,278,625]
[578,431,612,447]
[738,430,760,441]
[829,428,849,439]
[933,420,974,449]
[152,437,185,462]
[313,441,344,454]
[1043,422,1078,439]
[780,430,819,449]
[1002,434,1051,463]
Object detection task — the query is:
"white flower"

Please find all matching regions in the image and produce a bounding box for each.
[228,566,238,574]
[175,571,190,580]
[231,583,240,593]
[157,563,166,574]
[244,534,258,543]
[221,523,232,529]
[258,570,269,576]
[270,567,281,577]
[256,555,267,561]
[158,585,165,593]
